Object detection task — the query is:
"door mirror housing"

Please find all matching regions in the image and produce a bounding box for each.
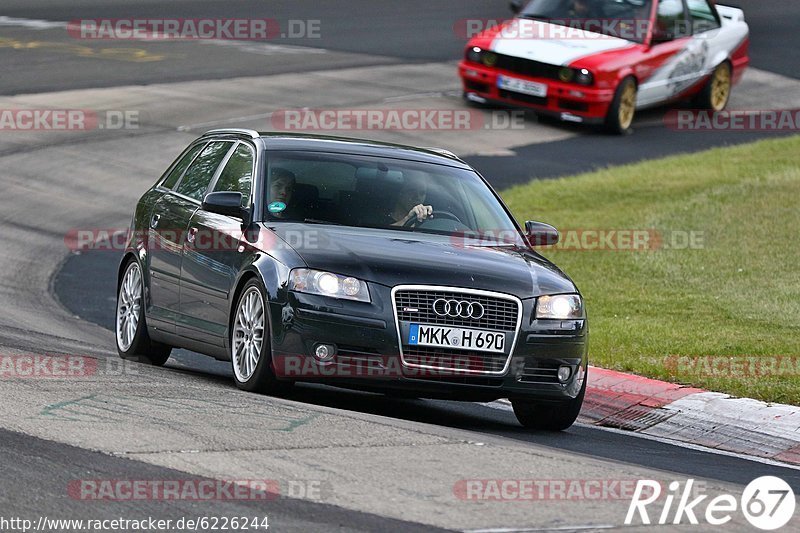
[651,26,675,44]
[525,220,559,246]
[202,191,250,224]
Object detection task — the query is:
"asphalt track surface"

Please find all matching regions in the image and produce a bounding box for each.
[2,1,800,531]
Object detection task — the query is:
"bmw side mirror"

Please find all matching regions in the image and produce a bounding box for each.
[525,220,559,246]
[510,0,524,14]
[202,191,250,224]
[651,26,675,44]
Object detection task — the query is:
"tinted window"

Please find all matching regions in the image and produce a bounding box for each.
[213,143,254,206]
[161,143,205,190]
[656,0,690,38]
[175,141,233,201]
[687,0,720,33]
[263,152,524,246]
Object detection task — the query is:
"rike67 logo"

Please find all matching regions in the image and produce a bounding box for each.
[626,477,796,530]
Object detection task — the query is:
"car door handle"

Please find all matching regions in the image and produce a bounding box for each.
[187,227,198,244]
[150,213,161,228]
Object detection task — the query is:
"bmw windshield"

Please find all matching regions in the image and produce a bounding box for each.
[262,151,525,246]
[519,0,654,43]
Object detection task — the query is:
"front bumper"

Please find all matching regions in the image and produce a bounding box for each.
[270,285,588,402]
[458,60,615,124]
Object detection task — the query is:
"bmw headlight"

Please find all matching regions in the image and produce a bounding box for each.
[467,46,483,63]
[535,294,583,319]
[289,269,370,303]
[559,67,594,86]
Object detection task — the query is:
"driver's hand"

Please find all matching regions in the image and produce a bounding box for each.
[408,204,433,223]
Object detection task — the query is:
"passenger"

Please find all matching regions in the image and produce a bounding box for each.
[267,167,297,219]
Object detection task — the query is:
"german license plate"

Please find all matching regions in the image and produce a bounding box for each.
[408,324,505,353]
[497,75,548,97]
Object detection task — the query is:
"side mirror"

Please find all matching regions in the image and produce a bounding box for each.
[202,191,250,224]
[525,220,559,246]
[651,26,674,44]
[510,0,525,14]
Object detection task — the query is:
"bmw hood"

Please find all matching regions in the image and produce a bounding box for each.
[269,224,577,298]
[488,19,635,65]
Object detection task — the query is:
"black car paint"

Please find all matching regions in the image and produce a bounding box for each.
[120,132,587,401]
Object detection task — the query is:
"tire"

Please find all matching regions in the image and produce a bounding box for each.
[604,77,637,135]
[230,278,289,394]
[694,62,732,112]
[511,377,586,431]
[116,259,172,366]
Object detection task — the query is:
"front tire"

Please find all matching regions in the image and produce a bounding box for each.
[511,377,586,431]
[116,259,171,366]
[695,62,732,111]
[605,77,637,135]
[230,278,288,394]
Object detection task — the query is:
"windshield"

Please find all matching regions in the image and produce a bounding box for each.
[520,0,653,43]
[262,151,525,245]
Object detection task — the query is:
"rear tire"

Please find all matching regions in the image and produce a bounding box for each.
[694,62,732,111]
[230,278,290,394]
[116,259,172,366]
[511,377,586,431]
[604,77,637,135]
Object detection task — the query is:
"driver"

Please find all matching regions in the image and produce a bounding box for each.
[389,173,433,226]
[267,167,296,219]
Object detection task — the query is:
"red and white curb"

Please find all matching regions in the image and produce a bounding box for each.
[583,367,800,465]
[499,366,800,466]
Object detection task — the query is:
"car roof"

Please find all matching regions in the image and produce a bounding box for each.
[198,129,472,170]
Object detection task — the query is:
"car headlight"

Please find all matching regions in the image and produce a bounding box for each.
[535,294,583,319]
[559,67,594,86]
[289,269,370,303]
[467,46,483,63]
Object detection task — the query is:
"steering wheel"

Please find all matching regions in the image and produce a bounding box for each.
[403,210,463,228]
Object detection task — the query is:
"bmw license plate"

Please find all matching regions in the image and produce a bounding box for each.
[497,75,547,98]
[408,324,505,353]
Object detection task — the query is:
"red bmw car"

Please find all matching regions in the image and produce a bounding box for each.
[458,0,749,133]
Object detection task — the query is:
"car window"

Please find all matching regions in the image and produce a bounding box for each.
[161,143,205,190]
[687,0,720,33]
[175,141,234,201]
[656,0,690,39]
[262,152,524,245]
[213,143,254,207]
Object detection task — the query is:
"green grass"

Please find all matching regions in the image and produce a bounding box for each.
[502,135,800,404]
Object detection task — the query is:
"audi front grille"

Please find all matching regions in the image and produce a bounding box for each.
[392,286,522,375]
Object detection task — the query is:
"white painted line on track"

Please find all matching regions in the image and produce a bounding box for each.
[465,525,617,533]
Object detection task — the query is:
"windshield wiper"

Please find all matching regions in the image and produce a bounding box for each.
[518,14,550,21]
[303,218,344,226]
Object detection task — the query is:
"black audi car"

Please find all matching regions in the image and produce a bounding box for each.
[116,129,588,430]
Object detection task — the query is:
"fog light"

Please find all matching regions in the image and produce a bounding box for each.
[557,365,572,382]
[314,343,336,363]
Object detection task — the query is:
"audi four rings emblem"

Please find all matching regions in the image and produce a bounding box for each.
[432,298,485,319]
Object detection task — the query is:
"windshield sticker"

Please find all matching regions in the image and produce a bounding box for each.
[268,201,287,214]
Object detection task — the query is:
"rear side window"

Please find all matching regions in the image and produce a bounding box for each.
[656,0,690,38]
[161,143,205,190]
[213,143,255,206]
[175,141,234,201]
[687,0,720,33]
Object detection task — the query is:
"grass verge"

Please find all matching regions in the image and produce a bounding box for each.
[503,135,800,404]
